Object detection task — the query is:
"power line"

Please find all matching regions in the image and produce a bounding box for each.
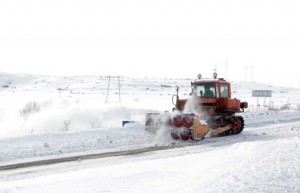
[105,76,122,103]
[105,76,111,103]
[225,59,229,80]
[250,65,254,82]
[244,65,248,82]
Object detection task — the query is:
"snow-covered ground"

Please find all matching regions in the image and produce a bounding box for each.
[1,72,300,192]
[1,122,300,193]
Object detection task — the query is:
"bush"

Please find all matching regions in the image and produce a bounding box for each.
[280,103,291,111]
[91,116,102,129]
[20,101,41,116]
[62,119,71,131]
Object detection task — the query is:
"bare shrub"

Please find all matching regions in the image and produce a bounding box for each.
[62,119,71,131]
[267,102,279,112]
[268,106,279,112]
[91,116,102,129]
[20,101,41,116]
[280,103,291,111]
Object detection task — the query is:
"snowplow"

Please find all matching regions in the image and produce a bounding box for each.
[145,73,248,140]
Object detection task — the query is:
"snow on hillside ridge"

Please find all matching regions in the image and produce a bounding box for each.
[1,72,300,139]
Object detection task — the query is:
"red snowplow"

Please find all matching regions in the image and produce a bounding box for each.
[145,73,248,140]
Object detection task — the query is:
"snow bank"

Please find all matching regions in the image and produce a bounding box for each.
[1,133,299,193]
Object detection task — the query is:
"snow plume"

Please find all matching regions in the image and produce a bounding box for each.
[0,93,149,138]
[183,93,201,115]
[152,114,173,144]
[152,94,205,144]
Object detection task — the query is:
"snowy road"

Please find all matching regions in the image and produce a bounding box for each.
[0,144,191,171]
[1,121,300,193]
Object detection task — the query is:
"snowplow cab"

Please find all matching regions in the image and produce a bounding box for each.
[193,78,231,99]
[174,75,248,116]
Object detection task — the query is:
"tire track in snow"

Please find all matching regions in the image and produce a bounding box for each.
[0,143,192,171]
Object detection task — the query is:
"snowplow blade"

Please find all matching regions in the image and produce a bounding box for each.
[145,113,212,141]
[169,114,209,141]
[191,118,209,140]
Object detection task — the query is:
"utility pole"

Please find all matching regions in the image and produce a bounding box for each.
[118,76,121,103]
[244,66,248,82]
[250,65,254,82]
[105,76,111,103]
[225,59,229,80]
[105,76,122,103]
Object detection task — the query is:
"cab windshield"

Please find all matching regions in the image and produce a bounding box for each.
[195,84,217,98]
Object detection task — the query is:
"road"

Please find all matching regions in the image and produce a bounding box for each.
[1,121,300,184]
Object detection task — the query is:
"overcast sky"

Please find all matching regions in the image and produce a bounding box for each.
[1,0,300,87]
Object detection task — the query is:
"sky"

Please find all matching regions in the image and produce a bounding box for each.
[0,0,300,87]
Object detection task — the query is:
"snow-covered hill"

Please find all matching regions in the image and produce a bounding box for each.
[1,72,300,138]
[1,72,300,193]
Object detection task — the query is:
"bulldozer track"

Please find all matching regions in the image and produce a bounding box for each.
[0,143,192,171]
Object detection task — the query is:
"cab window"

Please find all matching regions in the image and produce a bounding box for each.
[195,85,216,98]
[220,85,229,97]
